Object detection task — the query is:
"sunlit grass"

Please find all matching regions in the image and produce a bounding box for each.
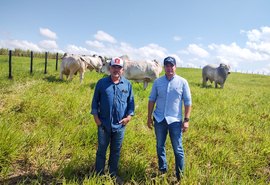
[0,55,270,184]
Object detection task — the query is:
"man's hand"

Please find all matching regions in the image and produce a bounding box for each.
[147,117,153,129]
[93,115,101,126]
[120,115,131,126]
[182,121,189,132]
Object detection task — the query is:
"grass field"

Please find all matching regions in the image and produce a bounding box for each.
[0,55,270,184]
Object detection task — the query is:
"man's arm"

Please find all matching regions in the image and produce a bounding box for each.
[147,101,155,129]
[182,105,192,132]
[93,114,101,126]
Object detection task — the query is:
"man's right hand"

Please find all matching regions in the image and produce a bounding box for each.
[147,117,153,129]
[93,115,101,126]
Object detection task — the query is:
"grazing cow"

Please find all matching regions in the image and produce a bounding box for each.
[81,55,104,73]
[60,53,104,83]
[101,56,162,89]
[202,63,231,88]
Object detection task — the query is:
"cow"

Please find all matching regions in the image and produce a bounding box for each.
[101,55,163,89]
[59,53,104,83]
[81,54,104,73]
[202,63,231,88]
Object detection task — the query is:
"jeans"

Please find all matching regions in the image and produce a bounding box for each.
[154,118,184,179]
[95,125,125,176]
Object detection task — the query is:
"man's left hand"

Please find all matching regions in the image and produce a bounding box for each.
[182,121,189,132]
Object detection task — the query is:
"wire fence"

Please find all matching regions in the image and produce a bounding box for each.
[2,50,269,79]
[6,50,60,79]
[178,64,270,76]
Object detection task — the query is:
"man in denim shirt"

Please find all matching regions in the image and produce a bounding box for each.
[91,57,135,178]
[147,56,192,181]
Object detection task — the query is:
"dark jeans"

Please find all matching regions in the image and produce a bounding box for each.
[154,118,184,179]
[95,126,125,176]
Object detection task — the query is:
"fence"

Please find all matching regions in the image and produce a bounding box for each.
[179,65,270,76]
[7,50,59,79]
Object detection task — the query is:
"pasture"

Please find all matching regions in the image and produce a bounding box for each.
[0,55,269,184]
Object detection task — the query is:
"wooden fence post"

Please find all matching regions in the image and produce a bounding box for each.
[8,50,13,79]
[44,51,48,74]
[30,51,33,74]
[56,52,58,71]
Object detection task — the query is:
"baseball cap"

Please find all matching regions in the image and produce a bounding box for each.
[110,57,124,67]
[164,56,176,66]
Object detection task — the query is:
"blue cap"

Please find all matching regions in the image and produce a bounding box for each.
[164,56,176,66]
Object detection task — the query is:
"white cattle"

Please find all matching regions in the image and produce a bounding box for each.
[60,53,104,83]
[101,55,162,89]
[81,55,104,73]
[202,63,231,88]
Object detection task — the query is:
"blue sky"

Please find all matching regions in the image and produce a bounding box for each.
[1,0,270,75]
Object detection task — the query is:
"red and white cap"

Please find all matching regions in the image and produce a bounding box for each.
[110,57,124,67]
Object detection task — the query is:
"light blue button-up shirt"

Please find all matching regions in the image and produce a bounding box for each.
[149,74,192,124]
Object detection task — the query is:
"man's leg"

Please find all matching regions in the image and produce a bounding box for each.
[169,121,184,180]
[154,119,168,173]
[95,126,110,175]
[108,126,125,176]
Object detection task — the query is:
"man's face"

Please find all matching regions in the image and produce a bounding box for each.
[164,63,176,77]
[110,65,124,78]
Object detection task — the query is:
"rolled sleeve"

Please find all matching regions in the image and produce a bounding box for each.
[126,83,135,116]
[183,80,192,106]
[149,81,157,102]
[91,81,101,115]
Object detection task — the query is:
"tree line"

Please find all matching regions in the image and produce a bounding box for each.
[0,48,62,59]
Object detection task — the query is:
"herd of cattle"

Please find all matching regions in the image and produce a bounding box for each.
[60,53,231,89]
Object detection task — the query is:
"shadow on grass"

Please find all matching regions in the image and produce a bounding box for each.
[89,82,96,90]
[59,164,96,184]
[43,75,63,83]
[0,172,57,185]
[0,162,158,184]
[0,165,96,185]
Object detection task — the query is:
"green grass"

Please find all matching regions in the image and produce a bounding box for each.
[0,55,270,184]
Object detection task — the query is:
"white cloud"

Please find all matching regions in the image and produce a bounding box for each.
[187,44,209,58]
[85,40,104,48]
[209,42,269,62]
[173,36,182,41]
[39,40,58,50]
[94,30,116,43]
[84,32,168,63]
[244,26,270,42]
[243,26,270,55]
[138,43,167,60]
[0,39,42,52]
[65,44,94,55]
[1,27,269,75]
[40,28,57,40]
[246,41,270,55]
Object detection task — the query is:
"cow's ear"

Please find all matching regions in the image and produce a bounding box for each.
[80,57,86,62]
[99,56,104,62]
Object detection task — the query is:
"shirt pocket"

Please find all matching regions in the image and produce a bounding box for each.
[172,86,183,98]
[118,88,129,103]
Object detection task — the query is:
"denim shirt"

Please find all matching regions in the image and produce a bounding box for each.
[149,74,192,124]
[91,76,135,132]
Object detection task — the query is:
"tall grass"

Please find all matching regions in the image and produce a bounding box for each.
[0,55,269,184]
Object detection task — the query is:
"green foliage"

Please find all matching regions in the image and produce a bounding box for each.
[0,48,62,59]
[0,56,270,184]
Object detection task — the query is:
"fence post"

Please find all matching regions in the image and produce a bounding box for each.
[8,50,13,79]
[55,52,58,71]
[30,51,33,74]
[44,51,48,74]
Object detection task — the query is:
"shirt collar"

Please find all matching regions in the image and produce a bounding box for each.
[165,74,175,81]
[109,76,124,84]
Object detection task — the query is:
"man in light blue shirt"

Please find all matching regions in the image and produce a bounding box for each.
[147,56,192,181]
